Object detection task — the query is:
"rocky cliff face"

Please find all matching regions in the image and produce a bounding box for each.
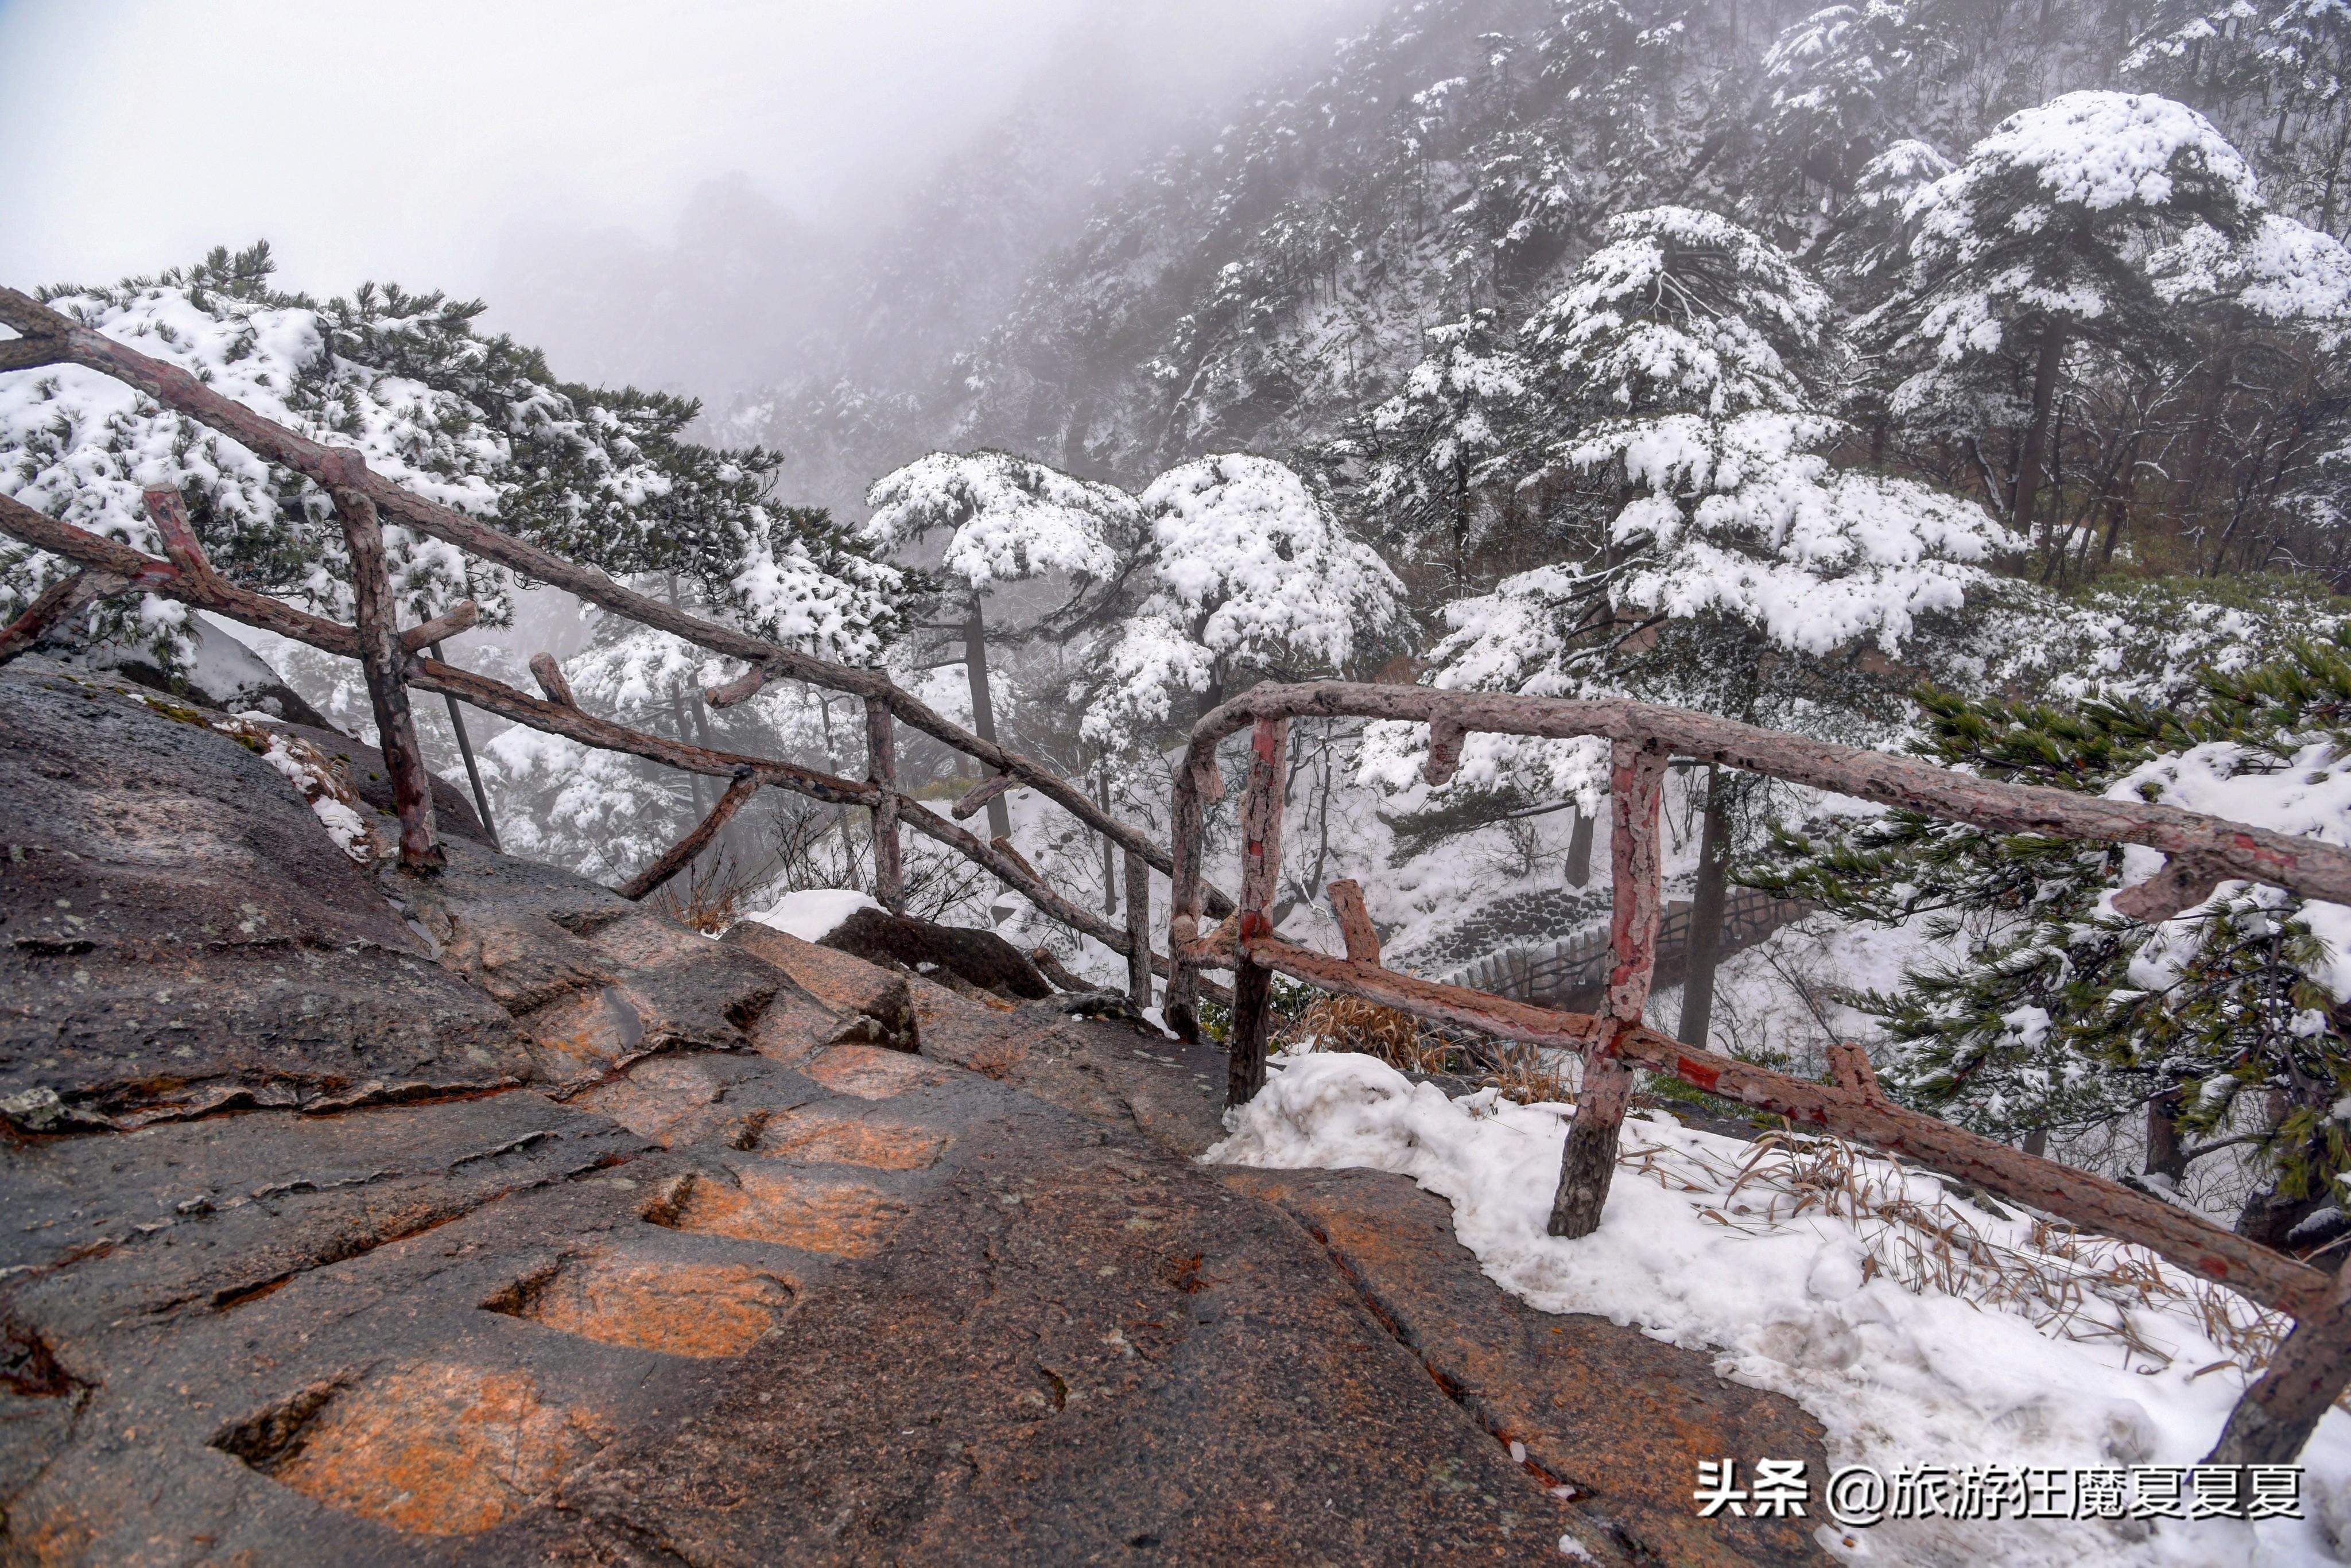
[0,659,1824,1565]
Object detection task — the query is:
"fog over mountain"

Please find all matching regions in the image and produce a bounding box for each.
[0,0,1380,405]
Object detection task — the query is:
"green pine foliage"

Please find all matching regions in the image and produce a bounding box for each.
[1755,622,2351,1223]
[5,242,904,666]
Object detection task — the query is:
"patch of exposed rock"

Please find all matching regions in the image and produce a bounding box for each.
[0,658,1826,1565]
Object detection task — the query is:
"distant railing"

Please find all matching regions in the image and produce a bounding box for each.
[0,284,1229,1008]
[1164,680,2351,1468]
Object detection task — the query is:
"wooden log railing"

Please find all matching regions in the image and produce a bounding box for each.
[1166,679,2351,1463]
[0,285,1231,921]
[0,489,1199,983]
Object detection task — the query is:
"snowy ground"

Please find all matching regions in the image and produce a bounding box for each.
[742,887,882,942]
[1207,1050,2351,1567]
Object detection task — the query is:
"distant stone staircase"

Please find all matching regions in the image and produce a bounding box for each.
[1439,887,1811,1011]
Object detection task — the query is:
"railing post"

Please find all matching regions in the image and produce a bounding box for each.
[2206,1256,2351,1468]
[866,695,903,913]
[1227,716,1289,1105]
[1327,878,1380,964]
[615,769,760,902]
[324,468,443,872]
[1166,754,1211,1041]
[1549,739,1667,1239]
[1124,845,1151,1008]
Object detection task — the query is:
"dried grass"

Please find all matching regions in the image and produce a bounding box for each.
[1617,1125,2288,1372]
[1288,995,1444,1072]
[1286,998,1576,1105]
[649,859,750,935]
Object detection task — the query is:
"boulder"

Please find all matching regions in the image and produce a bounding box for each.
[820,905,1053,1000]
[0,662,536,1125]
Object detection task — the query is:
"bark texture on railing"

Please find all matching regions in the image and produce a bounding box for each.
[1174,681,2351,910]
[0,497,1138,954]
[865,696,903,913]
[0,568,134,665]
[0,285,1228,917]
[319,480,442,871]
[1170,677,2351,1462]
[616,769,759,902]
[1123,845,1151,1008]
[1226,716,1289,1106]
[1549,740,1665,1240]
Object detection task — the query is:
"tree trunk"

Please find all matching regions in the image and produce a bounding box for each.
[1099,770,1118,915]
[2099,436,2140,568]
[964,596,1011,844]
[664,687,712,822]
[1453,460,1471,591]
[2011,321,2067,536]
[2146,1085,2190,1187]
[1677,767,1732,1049]
[1566,808,1594,888]
[2185,336,2240,511]
[429,640,499,852]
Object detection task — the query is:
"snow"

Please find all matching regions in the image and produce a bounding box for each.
[863,450,1135,589]
[1526,205,1830,418]
[2152,212,2351,332]
[741,888,883,943]
[1890,91,2282,387]
[1588,410,2008,656]
[1908,91,2259,240]
[1854,140,1955,209]
[201,713,386,863]
[1137,453,1400,668]
[1209,1051,2351,1565]
[1085,454,1402,750]
[2109,739,2351,1003]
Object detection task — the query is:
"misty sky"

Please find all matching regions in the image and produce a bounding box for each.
[0,0,1367,391]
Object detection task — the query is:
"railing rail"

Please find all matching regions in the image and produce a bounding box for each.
[0,285,1233,1007]
[1165,680,2351,1467]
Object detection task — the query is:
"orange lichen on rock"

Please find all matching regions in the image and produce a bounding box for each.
[803,1043,948,1100]
[567,1055,727,1146]
[755,1105,951,1171]
[487,1250,796,1358]
[266,1362,611,1536]
[514,983,653,1082]
[645,1167,910,1257]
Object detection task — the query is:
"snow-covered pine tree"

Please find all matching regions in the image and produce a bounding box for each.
[1350,308,1536,596]
[2124,0,2351,233]
[1363,204,2009,1045]
[1370,205,2007,770]
[1755,0,1939,216]
[1,243,897,666]
[1076,453,1404,754]
[0,243,906,888]
[1758,622,2351,1248]
[861,449,1138,841]
[1867,90,2338,562]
